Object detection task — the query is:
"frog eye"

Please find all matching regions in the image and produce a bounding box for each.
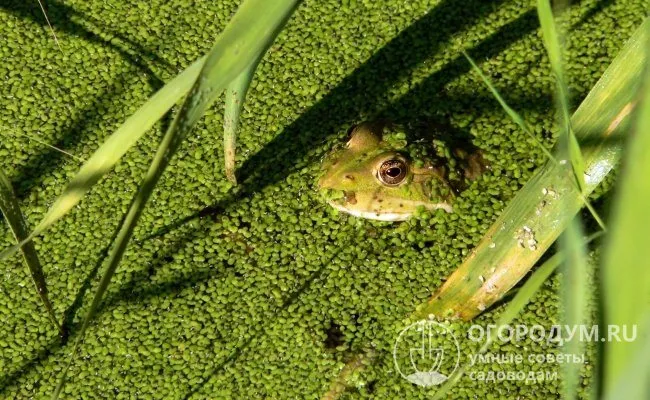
[377,159,408,186]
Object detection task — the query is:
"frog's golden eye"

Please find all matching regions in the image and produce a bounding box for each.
[377,159,408,186]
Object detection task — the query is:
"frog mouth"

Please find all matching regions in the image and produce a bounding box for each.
[326,200,453,221]
[326,200,412,221]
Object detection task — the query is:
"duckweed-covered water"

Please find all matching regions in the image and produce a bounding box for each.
[0,0,645,398]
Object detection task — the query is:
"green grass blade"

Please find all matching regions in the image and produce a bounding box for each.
[223,5,293,185]
[51,1,299,397]
[537,0,586,192]
[537,0,606,231]
[0,170,62,336]
[36,0,63,52]
[417,17,648,321]
[224,60,257,184]
[560,217,588,399]
[0,56,205,263]
[431,232,603,400]
[463,51,557,163]
[603,314,650,400]
[464,49,605,231]
[3,129,84,161]
[538,4,591,395]
[432,251,564,400]
[600,21,650,398]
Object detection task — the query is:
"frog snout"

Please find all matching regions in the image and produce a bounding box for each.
[318,172,355,189]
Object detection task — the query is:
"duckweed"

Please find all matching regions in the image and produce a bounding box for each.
[0,0,645,398]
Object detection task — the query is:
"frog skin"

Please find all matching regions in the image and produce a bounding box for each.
[318,121,481,221]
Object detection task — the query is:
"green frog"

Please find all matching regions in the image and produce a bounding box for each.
[318,121,484,221]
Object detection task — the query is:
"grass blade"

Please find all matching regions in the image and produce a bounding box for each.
[538,3,590,397]
[51,1,299,397]
[36,0,63,52]
[0,56,205,263]
[537,0,586,192]
[537,0,605,230]
[224,61,257,184]
[559,217,588,399]
[3,129,84,162]
[417,17,648,321]
[464,49,605,230]
[0,170,62,336]
[223,0,293,184]
[431,232,602,400]
[603,313,650,399]
[600,20,650,398]
[432,251,565,400]
[462,51,557,163]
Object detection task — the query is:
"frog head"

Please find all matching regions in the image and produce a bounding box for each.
[318,122,454,221]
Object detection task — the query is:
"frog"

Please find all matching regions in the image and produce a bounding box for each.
[317,120,484,221]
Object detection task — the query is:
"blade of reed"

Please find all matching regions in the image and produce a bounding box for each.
[537,0,585,192]
[462,51,557,163]
[2,128,84,162]
[464,50,604,230]
[432,251,564,399]
[0,170,62,336]
[223,61,257,184]
[0,56,205,263]
[600,19,650,398]
[559,217,588,399]
[223,4,292,184]
[432,231,603,399]
[537,0,605,230]
[602,314,650,400]
[36,0,63,52]
[415,17,648,321]
[51,1,300,398]
[538,1,590,397]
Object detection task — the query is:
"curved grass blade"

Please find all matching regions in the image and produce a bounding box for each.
[432,251,564,400]
[464,50,605,230]
[224,61,257,184]
[538,0,585,192]
[416,17,648,321]
[600,23,650,398]
[537,0,605,230]
[36,0,63,52]
[430,231,602,400]
[538,2,591,397]
[224,2,293,185]
[3,129,84,162]
[462,51,557,163]
[51,1,300,398]
[0,170,62,337]
[0,56,205,263]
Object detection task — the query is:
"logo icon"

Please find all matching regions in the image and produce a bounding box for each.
[393,320,460,387]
